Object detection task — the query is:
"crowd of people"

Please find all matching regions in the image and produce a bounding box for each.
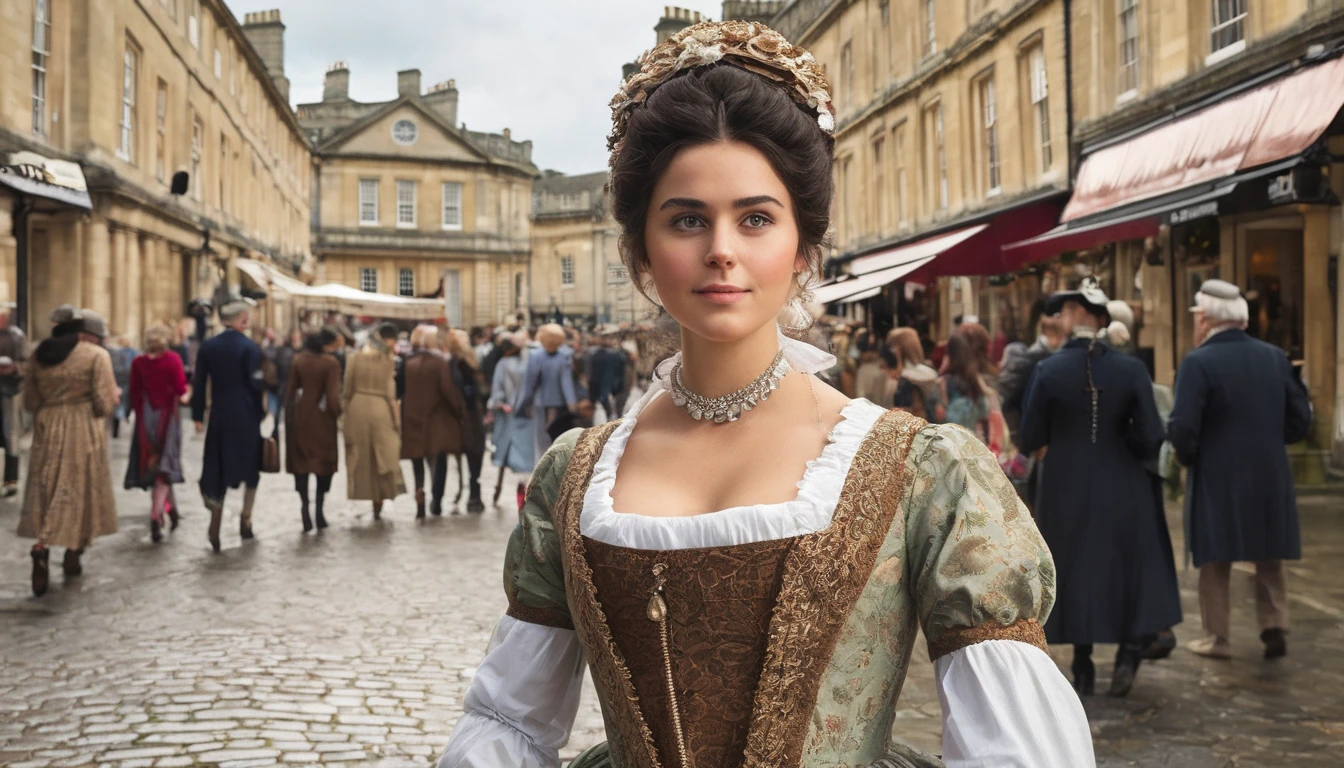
[6,293,669,597]
[817,274,1310,697]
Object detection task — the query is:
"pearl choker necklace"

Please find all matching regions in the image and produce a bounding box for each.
[668,350,789,423]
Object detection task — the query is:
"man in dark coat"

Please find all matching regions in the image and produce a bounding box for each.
[1168,279,1312,661]
[191,300,265,553]
[1020,277,1182,697]
[586,332,628,423]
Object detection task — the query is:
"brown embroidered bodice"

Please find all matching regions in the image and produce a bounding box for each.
[585,535,797,768]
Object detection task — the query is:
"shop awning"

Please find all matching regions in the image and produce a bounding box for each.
[848,225,987,276]
[236,258,446,321]
[813,254,938,304]
[1062,55,1344,223]
[0,152,91,210]
[837,287,882,304]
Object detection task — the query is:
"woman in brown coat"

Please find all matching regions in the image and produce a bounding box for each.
[399,325,463,518]
[343,323,405,519]
[19,310,119,596]
[286,329,343,532]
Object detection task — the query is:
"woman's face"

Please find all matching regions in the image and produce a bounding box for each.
[644,140,804,344]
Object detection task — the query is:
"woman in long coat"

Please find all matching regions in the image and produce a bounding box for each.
[1020,280,1182,698]
[400,325,463,518]
[487,333,536,509]
[286,329,343,532]
[343,323,405,519]
[19,311,119,596]
[124,324,189,543]
[443,328,486,513]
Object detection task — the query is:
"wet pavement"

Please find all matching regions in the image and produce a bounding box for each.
[1,426,1342,766]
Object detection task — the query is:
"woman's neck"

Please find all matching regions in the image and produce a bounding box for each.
[678,322,780,398]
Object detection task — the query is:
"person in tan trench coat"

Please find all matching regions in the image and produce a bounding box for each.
[399,325,464,519]
[343,323,406,519]
[19,310,119,597]
[286,329,343,533]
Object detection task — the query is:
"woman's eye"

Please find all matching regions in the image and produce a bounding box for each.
[673,214,706,230]
[744,213,772,228]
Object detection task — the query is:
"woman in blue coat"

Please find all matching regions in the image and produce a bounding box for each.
[1020,279,1182,697]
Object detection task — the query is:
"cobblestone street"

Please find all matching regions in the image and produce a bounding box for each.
[1,427,1342,767]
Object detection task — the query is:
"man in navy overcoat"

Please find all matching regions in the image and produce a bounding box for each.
[1168,279,1312,660]
[191,299,265,552]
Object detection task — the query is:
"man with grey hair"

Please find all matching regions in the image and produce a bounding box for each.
[1168,279,1312,661]
[190,299,266,552]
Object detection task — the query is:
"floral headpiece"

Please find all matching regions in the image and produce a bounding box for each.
[608,20,835,166]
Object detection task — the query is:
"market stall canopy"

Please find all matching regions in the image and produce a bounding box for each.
[235,259,445,321]
[847,225,987,276]
[812,254,938,304]
[0,152,91,210]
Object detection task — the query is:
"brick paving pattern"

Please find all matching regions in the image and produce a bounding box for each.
[1,428,1341,766]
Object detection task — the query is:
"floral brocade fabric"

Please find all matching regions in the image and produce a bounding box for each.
[505,415,1055,768]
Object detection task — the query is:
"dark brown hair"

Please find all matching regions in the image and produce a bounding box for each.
[608,64,834,299]
[944,330,985,400]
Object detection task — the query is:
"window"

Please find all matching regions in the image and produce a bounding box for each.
[560,255,575,289]
[396,180,416,227]
[360,268,378,293]
[229,44,237,95]
[155,80,167,181]
[358,178,379,225]
[1210,0,1247,56]
[442,181,463,230]
[187,0,199,50]
[1029,48,1052,174]
[839,41,854,109]
[118,39,139,162]
[979,77,1001,194]
[219,133,228,212]
[871,137,885,231]
[894,124,908,226]
[32,0,50,136]
[924,0,937,56]
[190,113,202,199]
[443,270,463,327]
[164,0,178,22]
[879,0,889,26]
[398,268,415,297]
[214,48,221,79]
[924,103,948,211]
[1119,0,1139,94]
[607,263,629,285]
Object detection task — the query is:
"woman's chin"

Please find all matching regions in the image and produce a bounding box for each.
[669,313,777,346]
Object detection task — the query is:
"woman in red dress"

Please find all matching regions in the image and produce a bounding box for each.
[124,324,189,542]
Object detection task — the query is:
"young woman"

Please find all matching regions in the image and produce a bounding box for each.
[286,329,343,532]
[439,21,1092,768]
[487,333,536,509]
[400,325,464,518]
[124,324,189,542]
[442,328,486,513]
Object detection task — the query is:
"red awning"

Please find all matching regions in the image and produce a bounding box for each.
[1063,56,1344,223]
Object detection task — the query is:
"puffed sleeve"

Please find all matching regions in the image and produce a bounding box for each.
[438,430,585,768]
[904,424,1093,766]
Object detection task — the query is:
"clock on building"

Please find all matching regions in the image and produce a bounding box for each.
[391,119,418,146]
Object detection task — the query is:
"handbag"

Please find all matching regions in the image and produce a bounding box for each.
[259,413,280,473]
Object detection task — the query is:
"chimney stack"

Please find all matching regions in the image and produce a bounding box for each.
[424,79,459,127]
[397,69,422,98]
[241,9,289,102]
[323,62,350,102]
[656,6,705,44]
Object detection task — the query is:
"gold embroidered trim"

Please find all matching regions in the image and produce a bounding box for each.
[926,618,1048,662]
[743,409,926,767]
[554,421,665,768]
[505,601,574,631]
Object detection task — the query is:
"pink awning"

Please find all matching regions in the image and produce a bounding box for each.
[1063,56,1344,223]
[848,225,987,275]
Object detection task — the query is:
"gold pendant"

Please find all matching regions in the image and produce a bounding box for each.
[647,593,667,622]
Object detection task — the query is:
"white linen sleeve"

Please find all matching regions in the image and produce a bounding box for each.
[935,639,1095,768]
[438,615,587,768]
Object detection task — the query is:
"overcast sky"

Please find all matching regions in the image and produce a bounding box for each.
[230,0,722,174]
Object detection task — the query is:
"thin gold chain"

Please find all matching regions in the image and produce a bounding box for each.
[648,563,691,768]
[805,373,825,438]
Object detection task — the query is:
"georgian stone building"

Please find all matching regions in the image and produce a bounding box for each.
[0,1,311,339]
[298,66,537,327]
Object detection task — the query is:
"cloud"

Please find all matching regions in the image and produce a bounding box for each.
[230,0,722,174]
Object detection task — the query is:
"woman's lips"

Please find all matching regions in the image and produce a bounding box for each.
[693,286,750,304]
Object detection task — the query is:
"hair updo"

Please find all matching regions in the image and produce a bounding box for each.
[608,63,835,300]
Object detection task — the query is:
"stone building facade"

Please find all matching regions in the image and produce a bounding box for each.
[529,171,653,326]
[298,66,536,328]
[0,1,311,340]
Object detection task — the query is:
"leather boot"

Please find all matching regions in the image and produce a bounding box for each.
[301,502,313,533]
[1262,628,1287,660]
[1071,645,1095,696]
[314,492,328,530]
[63,548,83,577]
[415,489,426,520]
[429,498,443,517]
[1108,643,1142,697]
[206,500,223,553]
[151,518,163,543]
[31,547,49,597]
[372,501,382,521]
